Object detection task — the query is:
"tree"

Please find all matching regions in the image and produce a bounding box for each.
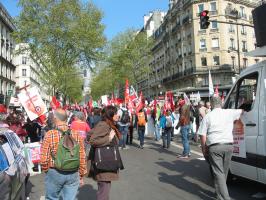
[90,29,154,99]
[14,0,106,102]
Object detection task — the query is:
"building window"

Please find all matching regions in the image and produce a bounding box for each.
[200,39,206,49]
[231,56,235,70]
[211,20,218,29]
[243,58,248,68]
[212,38,219,48]
[240,6,246,18]
[198,4,204,13]
[241,25,246,35]
[210,2,217,11]
[242,41,247,52]
[229,22,235,33]
[255,59,259,63]
[201,57,207,66]
[213,56,220,65]
[230,38,235,49]
[22,69,26,76]
[22,57,27,65]
[83,69,87,77]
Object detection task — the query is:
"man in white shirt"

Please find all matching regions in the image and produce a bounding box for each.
[198,96,243,200]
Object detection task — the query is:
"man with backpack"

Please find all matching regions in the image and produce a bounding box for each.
[117,104,130,149]
[40,108,87,200]
[136,108,148,149]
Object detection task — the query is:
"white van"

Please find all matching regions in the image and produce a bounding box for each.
[224,58,266,184]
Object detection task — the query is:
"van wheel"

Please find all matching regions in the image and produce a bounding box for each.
[19,182,26,200]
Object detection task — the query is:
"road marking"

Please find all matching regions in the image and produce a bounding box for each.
[197,157,206,161]
[132,139,203,157]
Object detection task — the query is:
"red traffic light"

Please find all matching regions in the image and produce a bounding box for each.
[201,10,209,17]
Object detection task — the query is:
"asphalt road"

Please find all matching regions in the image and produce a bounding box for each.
[27,137,266,200]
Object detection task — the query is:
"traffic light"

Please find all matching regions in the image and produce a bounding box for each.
[200,10,210,29]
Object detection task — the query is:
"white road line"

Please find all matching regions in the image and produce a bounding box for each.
[133,139,203,157]
[170,142,203,157]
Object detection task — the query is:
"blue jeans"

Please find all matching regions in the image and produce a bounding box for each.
[162,128,171,148]
[181,125,190,156]
[119,125,128,148]
[138,127,145,147]
[45,168,79,200]
[154,123,161,141]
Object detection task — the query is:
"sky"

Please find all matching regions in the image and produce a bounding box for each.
[1,0,168,40]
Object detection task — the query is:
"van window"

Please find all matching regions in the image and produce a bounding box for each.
[237,73,258,111]
[225,73,258,111]
[226,85,237,109]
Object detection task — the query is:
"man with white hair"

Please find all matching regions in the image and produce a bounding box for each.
[198,96,243,200]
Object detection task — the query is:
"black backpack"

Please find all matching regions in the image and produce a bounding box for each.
[120,110,130,124]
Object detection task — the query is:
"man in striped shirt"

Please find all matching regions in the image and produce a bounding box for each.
[41,108,87,200]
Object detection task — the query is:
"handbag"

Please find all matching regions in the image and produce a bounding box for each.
[93,145,124,172]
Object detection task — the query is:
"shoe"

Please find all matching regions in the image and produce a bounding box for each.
[177,154,189,159]
[124,146,130,150]
[178,155,189,159]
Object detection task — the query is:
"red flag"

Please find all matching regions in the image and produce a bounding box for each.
[136,91,144,113]
[214,85,219,97]
[153,97,157,118]
[50,96,60,110]
[124,79,129,104]
[164,91,175,113]
[129,85,138,102]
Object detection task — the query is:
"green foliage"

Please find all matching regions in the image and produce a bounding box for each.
[90,29,154,99]
[14,0,106,102]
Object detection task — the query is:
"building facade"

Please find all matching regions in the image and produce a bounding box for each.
[139,0,261,98]
[136,10,166,94]
[0,3,16,104]
[14,43,51,106]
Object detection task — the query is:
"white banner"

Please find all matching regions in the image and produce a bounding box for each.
[18,87,47,121]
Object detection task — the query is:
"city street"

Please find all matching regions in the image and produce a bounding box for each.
[27,138,266,200]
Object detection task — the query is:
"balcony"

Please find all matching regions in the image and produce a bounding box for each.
[242,48,248,52]
[241,31,247,35]
[240,14,247,20]
[212,47,220,51]
[209,10,218,16]
[182,16,190,25]
[163,76,172,83]
[228,29,235,33]
[184,68,194,76]
[198,29,206,34]
[199,48,207,52]
[210,28,219,33]
[228,47,236,51]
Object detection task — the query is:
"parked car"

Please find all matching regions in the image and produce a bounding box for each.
[0,129,29,200]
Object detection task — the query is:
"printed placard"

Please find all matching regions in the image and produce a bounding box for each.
[232,119,246,158]
[18,87,48,121]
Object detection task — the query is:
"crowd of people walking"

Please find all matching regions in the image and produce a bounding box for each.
[0,94,240,200]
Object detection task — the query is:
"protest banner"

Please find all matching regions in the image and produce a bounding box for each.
[18,87,48,121]
[232,119,246,158]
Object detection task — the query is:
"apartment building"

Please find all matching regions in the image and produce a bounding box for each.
[14,43,51,106]
[140,0,260,98]
[0,3,16,104]
[136,11,166,94]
